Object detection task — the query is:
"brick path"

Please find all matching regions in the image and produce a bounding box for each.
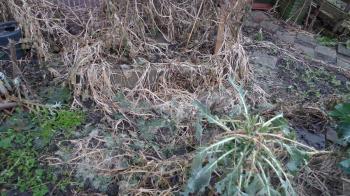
[245,11,350,69]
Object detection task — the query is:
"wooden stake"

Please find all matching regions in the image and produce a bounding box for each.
[186,0,205,47]
[214,0,250,55]
[214,1,229,55]
[9,40,21,78]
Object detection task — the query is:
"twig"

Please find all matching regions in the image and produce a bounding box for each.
[341,177,350,183]
[0,102,17,110]
[186,0,205,47]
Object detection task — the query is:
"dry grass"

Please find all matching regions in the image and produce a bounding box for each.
[2,0,348,195]
[1,0,260,194]
[44,124,191,195]
[295,153,343,196]
[3,0,253,114]
[0,1,11,21]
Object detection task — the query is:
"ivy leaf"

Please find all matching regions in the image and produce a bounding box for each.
[329,103,350,145]
[337,122,350,144]
[329,103,350,122]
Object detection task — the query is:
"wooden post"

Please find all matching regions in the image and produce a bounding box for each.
[9,40,21,79]
[214,2,229,55]
[214,0,250,55]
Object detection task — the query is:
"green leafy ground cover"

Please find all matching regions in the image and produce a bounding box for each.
[0,87,85,196]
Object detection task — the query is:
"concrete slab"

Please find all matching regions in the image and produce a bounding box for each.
[250,52,278,69]
[250,11,270,23]
[260,20,280,33]
[276,31,296,44]
[337,55,350,69]
[315,45,337,64]
[338,44,350,57]
[294,43,315,58]
[244,20,259,28]
[295,33,317,48]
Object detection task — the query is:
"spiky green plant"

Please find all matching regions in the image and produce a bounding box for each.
[184,78,321,195]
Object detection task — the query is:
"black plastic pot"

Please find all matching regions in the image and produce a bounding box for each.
[0,21,24,60]
[0,21,21,45]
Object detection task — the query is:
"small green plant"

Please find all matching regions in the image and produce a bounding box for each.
[33,108,85,143]
[255,28,264,42]
[300,68,342,99]
[184,78,319,195]
[0,107,84,195]
[316,36,338,47]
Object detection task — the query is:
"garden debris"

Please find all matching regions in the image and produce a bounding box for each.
[2,0,350,194]
[4,0,254,113]
[0,101,17,110]
[296,153,343,196]
[0,3,257,192]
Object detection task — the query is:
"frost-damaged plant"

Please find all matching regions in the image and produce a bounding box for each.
[185,78,321,195]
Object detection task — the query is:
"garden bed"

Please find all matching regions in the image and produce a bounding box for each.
[1,1,350,195]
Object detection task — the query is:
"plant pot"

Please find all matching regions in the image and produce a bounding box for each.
[0,21,25,60]
[0,21,21,46]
